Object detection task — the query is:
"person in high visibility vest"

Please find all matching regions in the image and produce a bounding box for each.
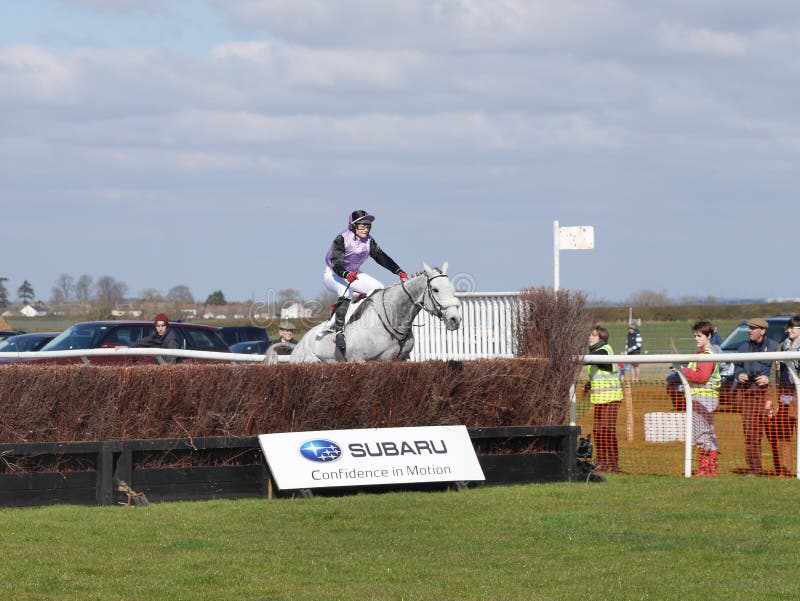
[584,325,623,472]
[677,320,721,477]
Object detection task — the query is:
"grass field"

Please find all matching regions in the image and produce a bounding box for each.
[1,477,798,600]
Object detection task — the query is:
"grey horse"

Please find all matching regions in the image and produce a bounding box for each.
[288,262,461,363]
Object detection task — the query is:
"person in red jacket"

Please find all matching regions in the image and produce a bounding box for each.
[676,320,721,476]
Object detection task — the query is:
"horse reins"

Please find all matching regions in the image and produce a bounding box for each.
[378,273,459,343]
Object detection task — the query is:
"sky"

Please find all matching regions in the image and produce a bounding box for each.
[2,1,799,307]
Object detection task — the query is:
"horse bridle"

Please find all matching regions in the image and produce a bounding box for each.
[400,273,459,320]
[370,273,458,346]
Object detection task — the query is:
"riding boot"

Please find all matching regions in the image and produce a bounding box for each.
[695,449,707,476]
[706,450,719,477]
[333,297,350,355]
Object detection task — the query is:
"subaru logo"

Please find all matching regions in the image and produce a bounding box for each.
[299,439,343,463]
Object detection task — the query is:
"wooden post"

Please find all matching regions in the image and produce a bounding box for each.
[624,380,634,442]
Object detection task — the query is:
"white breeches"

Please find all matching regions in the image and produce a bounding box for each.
[323,266,384,299]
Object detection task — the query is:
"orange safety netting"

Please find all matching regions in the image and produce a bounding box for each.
[574,376,798,478]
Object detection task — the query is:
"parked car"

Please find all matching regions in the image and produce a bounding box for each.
[216,326,270,347]
[718,316,791,352]
[0,332,59,353]
[0,330,26,340]
[667,316,791,412]
[18,321,230,365]
[229,339,274,355]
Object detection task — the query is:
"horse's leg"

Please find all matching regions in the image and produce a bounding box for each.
[397,335,415,361]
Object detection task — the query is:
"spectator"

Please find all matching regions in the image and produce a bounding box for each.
[273,320,299,356]
[770,314,800,477]
[583,325,623,472]
[278,320,298,346]
[733,317,778,476]
[324,209,407,355]
[625,324,643,381]
[678,320,721,476]
[711,325,723,347]
[128,313,182,364]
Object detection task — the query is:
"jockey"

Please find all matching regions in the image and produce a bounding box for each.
[324,209,407,353]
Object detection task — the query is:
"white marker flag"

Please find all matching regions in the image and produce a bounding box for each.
[559,226,595,250]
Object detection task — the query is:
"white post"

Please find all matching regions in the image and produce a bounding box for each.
[569,383,576,427]
[553,220,560,292]
[675,367,693,478]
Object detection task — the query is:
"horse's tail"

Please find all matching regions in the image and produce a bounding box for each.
[263,342,296,365]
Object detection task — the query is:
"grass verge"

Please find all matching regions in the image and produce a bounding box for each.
[1,477,798,600]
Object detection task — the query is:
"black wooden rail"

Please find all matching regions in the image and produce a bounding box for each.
[0,426,580,507]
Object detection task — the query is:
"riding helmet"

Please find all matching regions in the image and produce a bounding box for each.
[349,210,375,232]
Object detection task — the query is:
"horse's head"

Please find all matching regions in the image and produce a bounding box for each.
[422,261,462,331]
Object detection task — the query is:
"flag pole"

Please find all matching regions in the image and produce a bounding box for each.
[553,220,560,292]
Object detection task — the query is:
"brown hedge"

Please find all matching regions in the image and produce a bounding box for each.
[0,358,574,444]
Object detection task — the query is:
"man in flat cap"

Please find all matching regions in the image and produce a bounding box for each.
[733,318,778,476]
[272,320,298,356]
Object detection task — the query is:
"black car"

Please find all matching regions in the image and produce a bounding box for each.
[0,330,26,340]
[229,339,274,354]
[718,316,791,351]
[0,332,59,353]
[216,326,270,347]
[20,321,230,365]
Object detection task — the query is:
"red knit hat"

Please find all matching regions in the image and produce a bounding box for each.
[154,313,169,326]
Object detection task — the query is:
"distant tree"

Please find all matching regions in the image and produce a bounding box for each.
[205,290,227,306]
[17,280,35,304]
[314,289,339,319]
[627,289,673,307]
[75,274,94,304]
[679,295,718,306]
[0,277,8,309]
[93,276,128,314]
[167,285,194,304]
[139,288,163,302]
[277,288,302,305]
[50,273,75,305]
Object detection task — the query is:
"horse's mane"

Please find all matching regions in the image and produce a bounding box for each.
[384,267,442,290]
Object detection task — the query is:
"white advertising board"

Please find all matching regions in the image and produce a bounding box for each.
[258,425,485,490]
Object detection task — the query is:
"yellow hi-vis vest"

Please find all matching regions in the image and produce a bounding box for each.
[687,348,720,401]
[588,343,623,404]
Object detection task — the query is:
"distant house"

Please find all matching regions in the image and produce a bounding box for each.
[281,301,314,320]
[180,307,198,319]
[20,303,48,318]
[111,304,143,318]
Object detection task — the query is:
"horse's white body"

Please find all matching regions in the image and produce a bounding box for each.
[289,262,461,363]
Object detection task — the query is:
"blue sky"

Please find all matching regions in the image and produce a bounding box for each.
[2,1,799,306]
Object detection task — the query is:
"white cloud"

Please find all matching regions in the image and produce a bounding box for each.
[211,0,632,51]
[659,24,749,57]
[0,45,77,105]
[211,40,423,89]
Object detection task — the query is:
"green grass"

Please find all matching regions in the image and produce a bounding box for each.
[1,478,799,600]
